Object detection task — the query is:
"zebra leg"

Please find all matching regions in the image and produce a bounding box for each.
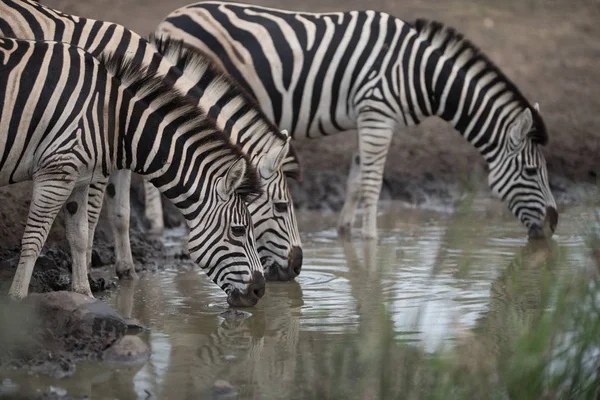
[106,170,138,280]
[357,113,395,240]
[143,179,164,236]
[337,152,362,237]
[9,177,77,299]
[64,184,93,297]
[86,179,108,271]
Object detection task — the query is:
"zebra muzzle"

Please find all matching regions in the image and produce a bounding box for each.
[227,271,266,307]
[262,246,303,281]
[527,206,558,239]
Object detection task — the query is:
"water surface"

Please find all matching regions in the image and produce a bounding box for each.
[2,200,597,399]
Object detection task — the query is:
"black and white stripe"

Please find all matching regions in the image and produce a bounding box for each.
[0,37,265,306]
[0,0,304,281]
[149,36,303,280]
[157,3,558,238]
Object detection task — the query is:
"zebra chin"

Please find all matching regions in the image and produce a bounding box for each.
[226,271,266,307]
[261,247,303,281]
[527,206,559,239]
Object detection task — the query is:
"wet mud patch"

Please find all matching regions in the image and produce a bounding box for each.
[0,292,129,379]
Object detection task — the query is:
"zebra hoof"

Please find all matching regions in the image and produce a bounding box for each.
[361,230,379,241]
[116,266,139,281]
[146,223,164,237]
[73,287,94,298]
[337,224,353,238]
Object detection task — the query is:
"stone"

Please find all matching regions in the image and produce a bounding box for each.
[124,318,147,333]
[103,335,150,364]
[1,292,127,378]
[24,291,127,357]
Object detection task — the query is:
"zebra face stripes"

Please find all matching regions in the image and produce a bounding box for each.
[149,36,304,279]
[413,19,558,238]
[187,158,264,304]
[103,55,266,306]
[251,137,303,281]
[488,107,557,238]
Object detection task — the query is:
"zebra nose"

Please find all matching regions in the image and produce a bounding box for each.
[226,271,265,307]
[246,270,266,301]
[289,246,303,278]
[546,206,558,234]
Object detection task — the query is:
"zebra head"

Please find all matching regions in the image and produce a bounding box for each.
[187,157,266,307]
[488,104,558,239]
[251,134,303,281]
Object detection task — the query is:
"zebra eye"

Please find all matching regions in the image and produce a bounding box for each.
[524,167,538,177]
[231,226,246,237]
[274,202,288,213]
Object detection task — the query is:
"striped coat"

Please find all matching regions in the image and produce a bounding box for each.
[157,3,558,239]
[0,37,264,306]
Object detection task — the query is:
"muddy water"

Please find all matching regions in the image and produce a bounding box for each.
[1,200,597,399]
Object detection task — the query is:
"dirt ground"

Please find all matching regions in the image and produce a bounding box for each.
[1,0,599,273]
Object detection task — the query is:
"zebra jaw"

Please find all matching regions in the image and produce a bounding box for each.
[527,206,558,240]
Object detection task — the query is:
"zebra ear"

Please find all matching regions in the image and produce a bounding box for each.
[534,102,540,113]
[219,157,247,197]
[259,138,290,178]
[509,108,533,144]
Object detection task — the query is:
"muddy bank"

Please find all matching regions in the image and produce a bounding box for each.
[0,176,184,297]
[0,291,148,381]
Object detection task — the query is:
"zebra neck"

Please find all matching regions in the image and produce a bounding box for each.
[190,78,279,157]
[113,92,194,183]
[426,53,515,164]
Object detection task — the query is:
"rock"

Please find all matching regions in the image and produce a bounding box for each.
[29,357,76,380]
[0,292,127,378]
[24,291,127,357]
[103,335,150,364]
[124,318,147,333]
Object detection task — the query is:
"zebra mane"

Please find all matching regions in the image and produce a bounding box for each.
[97,52,263,202]
[148,34,303,180]
[413,19,548,145]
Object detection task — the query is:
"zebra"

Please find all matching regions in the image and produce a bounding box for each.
[156,3,559,239]
[0,36,265,306]
[0,0,303,281]
[145,35,304,281]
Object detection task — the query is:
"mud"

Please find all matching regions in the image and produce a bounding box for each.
[0,175,186,297]
[0,292,130,379]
